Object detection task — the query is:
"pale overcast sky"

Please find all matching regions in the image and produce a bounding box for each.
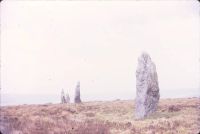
[1,1,200,104]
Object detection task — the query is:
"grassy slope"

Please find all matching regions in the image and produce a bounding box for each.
[1,98,200,134]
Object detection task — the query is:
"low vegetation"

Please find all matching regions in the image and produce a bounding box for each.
[1,98,200,134]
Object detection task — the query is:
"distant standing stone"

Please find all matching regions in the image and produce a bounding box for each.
[66,93,70,103]
[61,89,66,104]
[135,52,160,119]
[61,89,70,103]
[74,81,81,103]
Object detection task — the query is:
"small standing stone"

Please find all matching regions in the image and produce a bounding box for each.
[74,81,81,103]
[61,89,70,103]
[61,89,66,103]
[66,93,70,103]
[135,52,160,119]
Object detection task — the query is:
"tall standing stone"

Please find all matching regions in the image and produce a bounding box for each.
[135,52,160,119]
[74,81,81,103]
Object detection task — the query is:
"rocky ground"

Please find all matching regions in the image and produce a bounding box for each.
[0,98,200,134]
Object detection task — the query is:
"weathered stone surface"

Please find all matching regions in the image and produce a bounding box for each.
[74,81,81,103]
[135,52,160,119]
